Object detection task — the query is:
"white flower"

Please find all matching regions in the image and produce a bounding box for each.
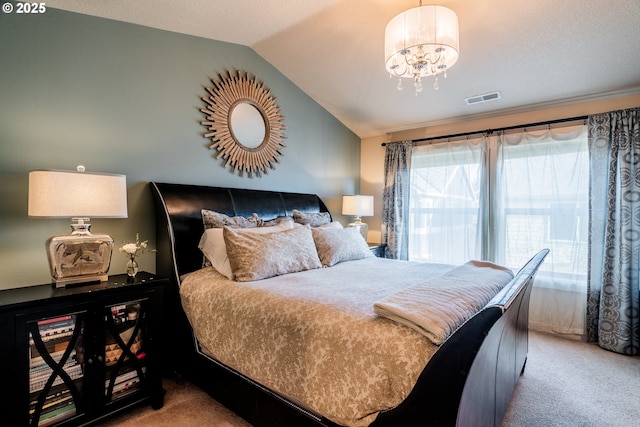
[121,243,138,255]
[119,233,156,258]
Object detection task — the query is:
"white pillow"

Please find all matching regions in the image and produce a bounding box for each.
[199,220,294,279]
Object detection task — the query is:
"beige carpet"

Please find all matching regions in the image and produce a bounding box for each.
[502,331,640,427]
[101,331,640,426]
[95,379,250,427]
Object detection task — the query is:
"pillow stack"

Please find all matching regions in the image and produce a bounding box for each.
[198,209,374,282]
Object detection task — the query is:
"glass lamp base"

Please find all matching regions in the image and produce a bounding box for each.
[45,231,114,288]
[347,221,368,241]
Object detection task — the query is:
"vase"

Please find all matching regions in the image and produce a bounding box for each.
[126,256,139,278]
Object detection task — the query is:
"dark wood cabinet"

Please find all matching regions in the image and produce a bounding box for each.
[0,272,166,426]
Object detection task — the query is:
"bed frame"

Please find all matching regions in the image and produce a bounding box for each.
[150,182,548,427]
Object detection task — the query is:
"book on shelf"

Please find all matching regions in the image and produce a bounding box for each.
[37,315,74,330]
[29,381,79,426]
[108,365,144,386]
[33,400,76,427]
[30,315,76,344]
[30,383,77,426]
[30,384,72,410]
[106,366,147,399]
[30,356,79,380]
[38,316,74,330]
[29,343,83,393]
[111,376,141,397]
[29,339,78,365]
[30,392,73,416]
[30,348,77,369]
[30,362,83,393]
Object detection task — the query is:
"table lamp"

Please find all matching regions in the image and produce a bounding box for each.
[28,166,128,287]
[342,195,374,240]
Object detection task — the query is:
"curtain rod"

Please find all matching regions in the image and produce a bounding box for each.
[381,115,588,146]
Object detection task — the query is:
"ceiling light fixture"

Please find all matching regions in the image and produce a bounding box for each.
[385,2,459,95]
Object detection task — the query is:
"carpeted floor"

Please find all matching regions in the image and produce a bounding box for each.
[100,331,640,427]
[502,331,640,427]
[95,378,250,427]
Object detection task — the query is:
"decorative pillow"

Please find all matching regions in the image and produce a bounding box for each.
[292,209,331,227]
[312,226,374,267]
[259,216,294,227]
[202,209,260,230]
[315,221,343,230]
[200,209,261,268]
[223,225,322,282]
[199,220,294,279]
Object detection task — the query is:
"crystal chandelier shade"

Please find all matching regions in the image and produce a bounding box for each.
[385,3,459,94]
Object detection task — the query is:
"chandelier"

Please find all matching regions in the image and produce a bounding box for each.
[385,2,459,95]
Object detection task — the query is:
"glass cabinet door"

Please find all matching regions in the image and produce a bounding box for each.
[28,312,86,427]
[103,298,149,404]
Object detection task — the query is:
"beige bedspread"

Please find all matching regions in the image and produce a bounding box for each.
[179,258,500,426]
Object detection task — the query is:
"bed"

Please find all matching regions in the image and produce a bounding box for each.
[150,182,548,427]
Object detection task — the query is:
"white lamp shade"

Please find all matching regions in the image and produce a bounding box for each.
[385,5,459,76]
[342,195,374,217]
[28,169,128,218]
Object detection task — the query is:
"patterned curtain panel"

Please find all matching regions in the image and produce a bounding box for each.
[382,141,412,259]
[588,107,640,355]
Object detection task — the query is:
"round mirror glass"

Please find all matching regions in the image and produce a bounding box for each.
[230,102,266,149]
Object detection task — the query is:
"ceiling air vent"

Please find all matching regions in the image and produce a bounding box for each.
[465,91,501,106]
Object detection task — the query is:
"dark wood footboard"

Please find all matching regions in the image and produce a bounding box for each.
[150,182,548,427]
[371,249,547,427]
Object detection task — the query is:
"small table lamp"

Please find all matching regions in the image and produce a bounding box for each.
[342,195,374,240]
[28,166,128,288]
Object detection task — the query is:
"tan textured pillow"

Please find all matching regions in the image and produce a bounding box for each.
[223,225,322,281]
[202,209,260,230]
[312,226,374,267]
[199,220,295,279]
[259,216,294,227]
[292,209,331,227]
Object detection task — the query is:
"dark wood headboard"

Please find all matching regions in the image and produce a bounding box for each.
[150,182,330,286]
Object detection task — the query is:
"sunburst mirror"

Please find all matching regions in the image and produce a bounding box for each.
[201,70,286,177]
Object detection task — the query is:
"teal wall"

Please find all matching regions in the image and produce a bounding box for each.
[0,8,361,289]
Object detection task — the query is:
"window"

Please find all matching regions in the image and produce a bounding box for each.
[494,127,589,280]
[408,125,589,336]
[409,138,485,265]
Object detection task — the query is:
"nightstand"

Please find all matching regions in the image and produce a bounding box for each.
[0,272,167,426]
[368,243,387,258]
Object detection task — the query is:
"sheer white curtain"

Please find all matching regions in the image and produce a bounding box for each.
[407,125,589,337]
[408,137,487,265]
[494,125,589,337]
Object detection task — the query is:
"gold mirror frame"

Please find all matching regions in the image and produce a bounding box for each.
[201,70,287,177]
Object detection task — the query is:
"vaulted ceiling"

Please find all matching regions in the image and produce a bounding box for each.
[47,0,640,138]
